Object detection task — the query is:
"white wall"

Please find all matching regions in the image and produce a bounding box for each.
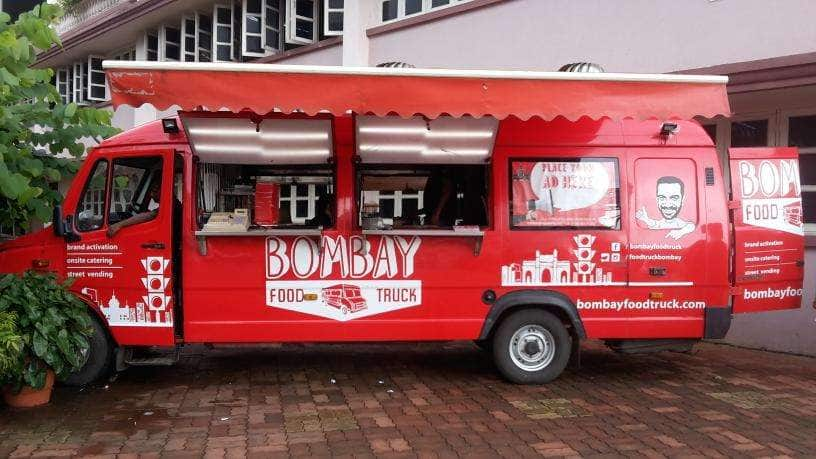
[726,248,816,356]
[370,0,816,72]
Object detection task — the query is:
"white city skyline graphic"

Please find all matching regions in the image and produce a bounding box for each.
[501,234,624,286]
[81,255,173,328]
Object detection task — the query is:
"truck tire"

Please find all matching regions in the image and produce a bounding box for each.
[64,316,114,386]
[492,309,571,384]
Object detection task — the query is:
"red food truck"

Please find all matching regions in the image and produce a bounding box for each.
[0,62,805,385]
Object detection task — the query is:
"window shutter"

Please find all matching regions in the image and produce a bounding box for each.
[323,0,343,36]
[160,24,182,61]
[145,30,159,61]
[73,61,87,105]
[56,68,70,104]
[182,15,197,62]
[87,55,108,102]
[196,12,213,62]
[264,0,283,52]
[285,0,317,45]
[213,3,234,62]
[242,0,265,57]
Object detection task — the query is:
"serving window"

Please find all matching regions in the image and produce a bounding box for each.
[183,115,335,234]
[510,158,621,230]
[358,165,489,230]
[354,115,497,233]
[197,163,334,230]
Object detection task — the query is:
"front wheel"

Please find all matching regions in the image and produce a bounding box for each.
[492,309,571,384]
[64,315,114,386]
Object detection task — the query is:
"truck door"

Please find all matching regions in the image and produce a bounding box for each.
[627,153,707,337]
[68,149,177,346]
[729,147,805,312]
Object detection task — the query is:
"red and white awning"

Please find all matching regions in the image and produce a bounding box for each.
[103,62,730,121]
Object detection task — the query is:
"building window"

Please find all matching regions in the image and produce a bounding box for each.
[87,56,107,101]
[279,183,331,224]
[213,4,234,62]
[380,0,471,23]
[182,16,197,62]
[286,0,318,45]
[112,48,136,60]
[323,0,343,35]
[731,119,769,147]
[160,24,182,61]
[787,114,816,227]
[265,0,283,51]
[72,61,87,105]
[197,12,213,62]
[56,67,70,104]
[145,30,159,61]
[243,0,265,56]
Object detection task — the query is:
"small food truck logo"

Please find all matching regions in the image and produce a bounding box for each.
[737,159,802,235]
[501,234,622,286]
[322,284,368,315]
[264,235,421,321]
[635,176,696,240]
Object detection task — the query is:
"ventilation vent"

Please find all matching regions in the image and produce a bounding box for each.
[558,62,605,73]
[705,167,715,186]
[376,62,416,68]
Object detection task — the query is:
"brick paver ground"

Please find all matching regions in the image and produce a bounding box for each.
[1,341,815,458]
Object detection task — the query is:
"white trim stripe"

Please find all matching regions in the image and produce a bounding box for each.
[102,61,728,85]
[628,281,694,286]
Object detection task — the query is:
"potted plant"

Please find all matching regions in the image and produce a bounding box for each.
[0,271,93,407]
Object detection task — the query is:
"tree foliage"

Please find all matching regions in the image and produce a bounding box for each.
[0,3,119,232]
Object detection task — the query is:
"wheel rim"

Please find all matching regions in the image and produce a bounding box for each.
[508,324,555,372]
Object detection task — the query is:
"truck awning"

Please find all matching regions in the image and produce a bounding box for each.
[103,62,730,121]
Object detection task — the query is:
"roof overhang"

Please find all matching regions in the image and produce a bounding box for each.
[103,62,731,121]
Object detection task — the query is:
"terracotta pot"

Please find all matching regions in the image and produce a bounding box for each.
[3,369,55,408]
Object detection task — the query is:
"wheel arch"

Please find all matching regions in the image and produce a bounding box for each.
[478,289,586,341]
[73,292,118,346]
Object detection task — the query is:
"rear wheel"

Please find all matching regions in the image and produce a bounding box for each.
[492,309,571,384]
[64,315,114,386]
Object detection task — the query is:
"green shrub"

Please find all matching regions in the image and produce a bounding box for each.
[0,271,92,391]
[0,311,23,378]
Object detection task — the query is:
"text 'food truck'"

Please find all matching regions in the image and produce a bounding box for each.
[0,62,804,384]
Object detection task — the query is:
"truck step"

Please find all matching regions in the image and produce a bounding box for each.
[125,355,178,366]
[117,347,180,369]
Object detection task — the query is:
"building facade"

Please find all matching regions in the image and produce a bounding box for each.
[37,0,816,354]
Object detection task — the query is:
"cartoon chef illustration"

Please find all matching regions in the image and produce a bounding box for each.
[636,176,695,240]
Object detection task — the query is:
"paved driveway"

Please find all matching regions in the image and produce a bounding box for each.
[1,341,815,458]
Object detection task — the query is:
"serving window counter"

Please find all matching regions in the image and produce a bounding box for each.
[184,115,337,254]
[352,115,497,253]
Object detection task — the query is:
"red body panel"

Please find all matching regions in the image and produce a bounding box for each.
[0,116,800,347]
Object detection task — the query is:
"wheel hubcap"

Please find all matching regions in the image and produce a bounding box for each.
[509,325,555,372]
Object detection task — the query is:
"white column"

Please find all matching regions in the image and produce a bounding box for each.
[341,0,378,67]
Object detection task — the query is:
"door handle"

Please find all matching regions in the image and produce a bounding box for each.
[141,242,166,250]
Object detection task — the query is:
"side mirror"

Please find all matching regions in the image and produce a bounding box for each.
[54,206,81,243]
[52,205,66,237]
[63,215,81,243]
